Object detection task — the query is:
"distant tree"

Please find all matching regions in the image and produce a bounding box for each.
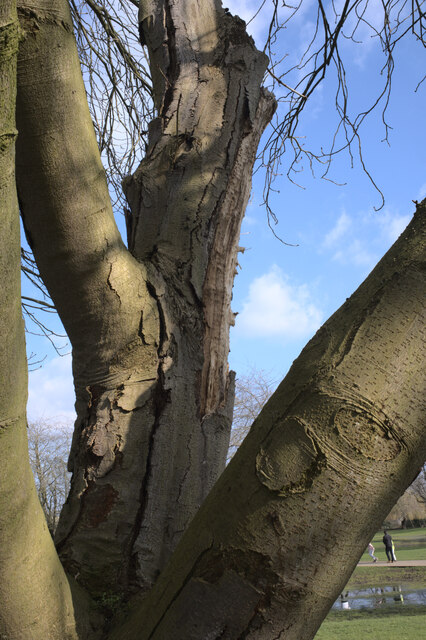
[385,488,426,529]
[228,368,277,459]
[27,421,72,535]
[409,465,426,506]
[384,464,426,527]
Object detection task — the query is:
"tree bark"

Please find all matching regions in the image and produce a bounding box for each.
[0,3,79,637]
[109,202,426,640]
[15,0,274,598]
[121,0,276,592]
[11,0,426,637]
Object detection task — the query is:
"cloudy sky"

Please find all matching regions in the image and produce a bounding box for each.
[24,0,426,423]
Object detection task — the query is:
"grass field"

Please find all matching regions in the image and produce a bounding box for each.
[359,527,426,562]
[346,565,426,590]
[314,528,426,639]
[315,606,426,639]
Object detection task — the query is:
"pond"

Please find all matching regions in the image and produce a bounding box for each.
[333,586,426,610]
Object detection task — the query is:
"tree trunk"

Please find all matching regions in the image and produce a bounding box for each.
[110,201,426,640]
[15,0,274,598]
[0,3,79,637]
[10,0,426,637]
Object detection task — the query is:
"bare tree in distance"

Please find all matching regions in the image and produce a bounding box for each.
[385,463,426,528]
[228,367,277,460]
[409,464,426,506]
[27,421,73,535]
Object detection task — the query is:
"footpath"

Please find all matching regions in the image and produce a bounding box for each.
[358,560,426,567]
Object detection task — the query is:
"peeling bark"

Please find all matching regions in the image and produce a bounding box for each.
[119,0,276,590]
[15,0,275,598]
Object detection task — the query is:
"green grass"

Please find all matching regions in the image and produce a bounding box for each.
[315,606,426,639]
[314,529,426,639]
[346,566,426,590]
[359,527,426,562]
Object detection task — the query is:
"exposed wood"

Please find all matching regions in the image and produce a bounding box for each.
[15,0,275,599]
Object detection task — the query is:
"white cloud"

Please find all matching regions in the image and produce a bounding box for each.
[323,211,352,248]
[226,0,270,45]
[243,198,261,227]
[27,353,76,423]
[236,266,323,339]
[332,238,375,268]
[322,207,412,270]
[375,211,411,244]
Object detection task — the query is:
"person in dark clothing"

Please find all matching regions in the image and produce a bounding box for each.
[383,530,396,562]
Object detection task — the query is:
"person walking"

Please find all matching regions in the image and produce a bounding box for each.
[368,542,378,562]
[383,530,396,562]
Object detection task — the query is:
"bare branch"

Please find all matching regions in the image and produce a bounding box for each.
[257,0,425,217]
[22,296,56,311]
[66,1,425,227]
[69,0,154,211]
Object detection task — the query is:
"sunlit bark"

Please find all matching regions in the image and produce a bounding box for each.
[0,3,78,637]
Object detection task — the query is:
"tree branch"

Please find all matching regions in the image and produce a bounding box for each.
[110,201,426,640]
[16,0,146,360]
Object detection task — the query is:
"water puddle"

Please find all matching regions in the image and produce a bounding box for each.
[333,586,426,610]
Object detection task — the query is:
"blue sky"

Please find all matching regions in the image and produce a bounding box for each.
[24,0,426,423]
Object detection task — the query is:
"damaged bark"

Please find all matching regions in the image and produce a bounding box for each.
[123,2,276,584]
[15,0,275,598]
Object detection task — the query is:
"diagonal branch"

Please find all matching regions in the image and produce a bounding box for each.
[110,201,426,640]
